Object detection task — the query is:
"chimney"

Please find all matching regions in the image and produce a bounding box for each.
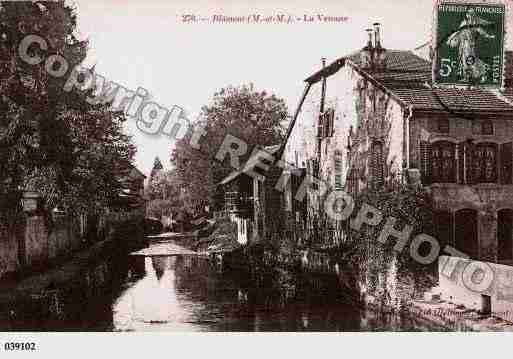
[366,28,374,50]
[373,23,382,49]
[361,29,374,69]
[373,23,386,70]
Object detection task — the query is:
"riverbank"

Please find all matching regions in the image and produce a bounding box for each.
[3,233,508,331]
[0,228,147,330]
[217,242,513,331]
[0,239,113,301]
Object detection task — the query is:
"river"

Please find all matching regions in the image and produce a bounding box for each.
[2,239,443,331]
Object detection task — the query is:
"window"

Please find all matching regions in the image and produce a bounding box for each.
[457,143,465,184]
[420,141,432,184]
[470,143,497,183]
[498,209,513,261]
[320,109,335,138]
[437,118,450,134]
[347,167,359,196]
[472,121,481,135]
[501,142,513,185]
[309,159,320,190]
[482,120,494,135]
[334,151,343,190]
[431,141,456,183]
[472,120,494,135]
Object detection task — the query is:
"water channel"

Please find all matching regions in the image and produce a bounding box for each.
[1,239,443,331]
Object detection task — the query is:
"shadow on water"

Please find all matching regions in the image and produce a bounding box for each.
[0,241,443,331]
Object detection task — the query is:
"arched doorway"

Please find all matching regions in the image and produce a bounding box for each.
[435,211,453,249]
[498,209,513,261]
[455,209,478,259]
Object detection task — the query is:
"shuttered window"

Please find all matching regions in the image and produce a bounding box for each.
[501,142,513,185]
[470,143,498,183]
[482,120,494,135]
[370,141,384,188]
[431,141,456,183]
[320,109,335,138]
[420,141,431,185]
[334,151,343,190]
[458,143,465,184]
[347,167,358,196]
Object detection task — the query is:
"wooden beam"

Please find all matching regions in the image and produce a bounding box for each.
[276,82,313,161]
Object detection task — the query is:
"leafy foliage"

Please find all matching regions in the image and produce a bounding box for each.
[0,1,135,219]
[338,186,437,301]
[145,169,184,219]
[171,84,287,216]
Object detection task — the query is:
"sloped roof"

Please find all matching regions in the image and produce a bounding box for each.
[217,144,281,186]
[306,49,513,114]
[392,87,513,112]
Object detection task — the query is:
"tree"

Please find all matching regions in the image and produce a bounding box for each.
[145,169,184,221]
[0,1,135,220]
[171,84,287,216]
[146,156,164,200]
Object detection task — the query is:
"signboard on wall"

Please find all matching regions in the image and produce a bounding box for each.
[433,2,506,87]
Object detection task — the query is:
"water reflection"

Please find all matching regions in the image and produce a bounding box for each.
[108,249,438,332]
[0,241,444,331]
[113,256,200,331]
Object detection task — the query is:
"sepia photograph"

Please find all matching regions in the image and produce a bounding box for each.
[1,0,513,356]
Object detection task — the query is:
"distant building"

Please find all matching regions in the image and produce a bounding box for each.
[115,163,147,211]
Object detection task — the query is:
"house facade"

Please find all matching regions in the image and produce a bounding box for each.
[284,23,513,266]
[219,145,301,245]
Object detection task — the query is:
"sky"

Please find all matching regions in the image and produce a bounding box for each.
[71,0,511,175]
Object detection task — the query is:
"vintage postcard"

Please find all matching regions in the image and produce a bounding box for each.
[1,0,513,356]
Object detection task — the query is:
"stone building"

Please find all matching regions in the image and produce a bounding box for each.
[284,23,513,266]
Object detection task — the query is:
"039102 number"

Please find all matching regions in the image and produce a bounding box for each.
[4,342,36,351]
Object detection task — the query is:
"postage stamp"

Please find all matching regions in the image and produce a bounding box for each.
[434,2,506,86]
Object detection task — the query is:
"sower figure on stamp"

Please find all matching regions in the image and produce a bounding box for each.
[446,8,495,83]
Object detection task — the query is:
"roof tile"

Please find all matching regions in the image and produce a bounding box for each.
[344,49,513,113]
